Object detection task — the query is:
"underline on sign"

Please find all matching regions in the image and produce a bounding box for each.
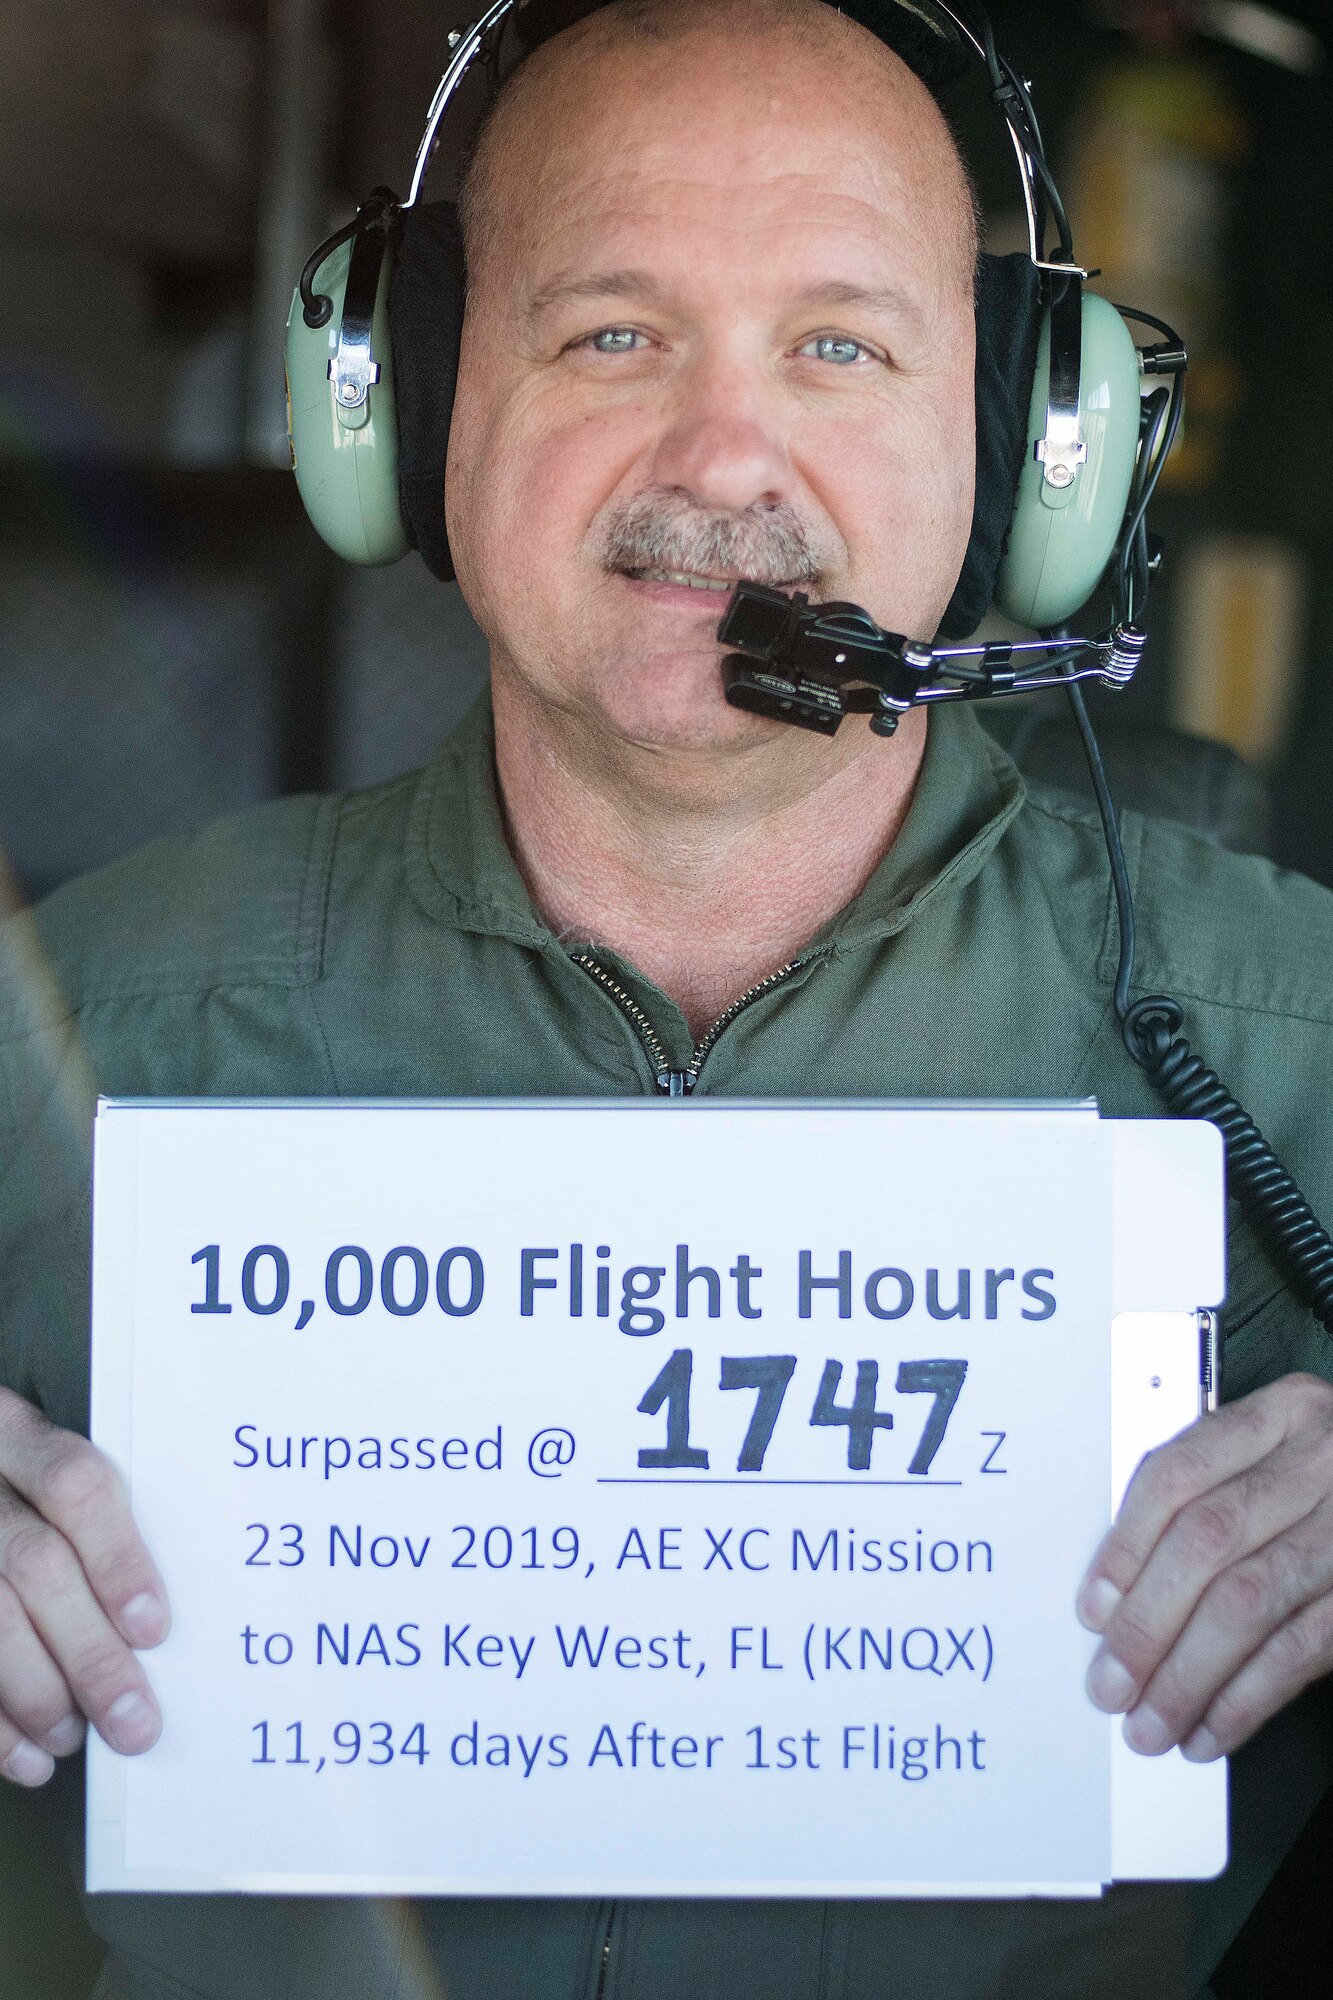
[595,1478,964,1487]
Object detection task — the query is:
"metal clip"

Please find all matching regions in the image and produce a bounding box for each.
[1035,410,1088,489]
[1100,624,1147,689]
[327,344,380,412]
[1198,1308,1220,1415]
[325,190,398,420]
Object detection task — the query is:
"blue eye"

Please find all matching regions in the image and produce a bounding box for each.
[802,336,869,365]
[589,327,643,353]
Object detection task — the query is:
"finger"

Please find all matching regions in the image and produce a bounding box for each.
[1084,1442,1333,1720]
[0,1390,169,1646]
[0,1495,161,1757]
[1180,1587,1333,1764]
[1077,1376,1329,1630]
[0,1705,56,1789]
[0,1574,83,1756]
[1121,1503,1333,1753]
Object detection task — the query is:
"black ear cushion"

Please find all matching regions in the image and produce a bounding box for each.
[936,251,1045,640]
[390,200,468,581]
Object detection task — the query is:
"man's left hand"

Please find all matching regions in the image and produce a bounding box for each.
[1077,1371,1333,1762]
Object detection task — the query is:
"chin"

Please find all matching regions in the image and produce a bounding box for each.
[577,644,787,756]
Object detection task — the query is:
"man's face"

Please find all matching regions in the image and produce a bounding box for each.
[445,18,977,757]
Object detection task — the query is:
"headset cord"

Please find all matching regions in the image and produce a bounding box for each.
[1061,671,1333,1338]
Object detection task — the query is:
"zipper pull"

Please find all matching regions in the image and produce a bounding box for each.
[656,1070,694,1097]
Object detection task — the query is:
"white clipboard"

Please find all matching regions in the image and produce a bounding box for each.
[86,1099,1227,1898]
[836,1120,1231,1898]
[1108,1121,1228,1885]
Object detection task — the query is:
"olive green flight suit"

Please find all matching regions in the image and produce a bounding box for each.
[3,696,1332,1999]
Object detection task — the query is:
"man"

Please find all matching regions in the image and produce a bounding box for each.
[3,2,1333,1993]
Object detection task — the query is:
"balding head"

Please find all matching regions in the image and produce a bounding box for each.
[442,0,980,773]
[461,0,981,300]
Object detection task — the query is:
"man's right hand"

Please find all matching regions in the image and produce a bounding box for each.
[0,1386,167,1786]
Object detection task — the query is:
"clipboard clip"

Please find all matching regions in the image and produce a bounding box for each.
[1197,1309,1220,1416]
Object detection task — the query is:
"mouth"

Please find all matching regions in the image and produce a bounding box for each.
[621,567,737,593]
[617,567,803,595]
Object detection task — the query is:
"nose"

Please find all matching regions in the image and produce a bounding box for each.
[647,351,795,516]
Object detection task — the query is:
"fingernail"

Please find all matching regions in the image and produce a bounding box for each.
[119,1592,167,1648]
[1076,1577,1122,1634]
[1182,1726,1222,1764]
[1123,1705,1174,1756]
[44,1715,85,1757]
[1086,1653,1137,1713]
[4,1740,55,1787]
[104,1692,160,1755]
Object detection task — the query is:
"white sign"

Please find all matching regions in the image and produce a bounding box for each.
[86,1100,1213,1898]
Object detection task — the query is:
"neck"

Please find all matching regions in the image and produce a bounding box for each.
[491,670,927,1043]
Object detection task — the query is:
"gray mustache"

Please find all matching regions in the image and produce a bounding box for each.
[599,490,821,587]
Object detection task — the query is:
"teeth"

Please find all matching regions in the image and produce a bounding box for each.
[634,568,735,592]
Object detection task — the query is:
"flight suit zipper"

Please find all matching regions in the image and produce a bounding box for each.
[573,942,816,1997]
[593,1908,615,2000]
[571,951,814,1094]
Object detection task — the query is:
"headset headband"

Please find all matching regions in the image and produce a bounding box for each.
[399,0,1086,284]
[287,0,1176,638]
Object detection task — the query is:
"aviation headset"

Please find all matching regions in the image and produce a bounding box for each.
[284,0,1175,640]
[284,0,1333,1343]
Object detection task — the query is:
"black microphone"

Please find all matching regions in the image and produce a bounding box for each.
[716,580,1144,737]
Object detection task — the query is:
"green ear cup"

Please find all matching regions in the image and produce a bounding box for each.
[994,292,1143,630]
[285,236,411,567]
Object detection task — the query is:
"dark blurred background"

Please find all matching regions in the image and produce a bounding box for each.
[1,1,1332,1993]
[2,0,1331,909]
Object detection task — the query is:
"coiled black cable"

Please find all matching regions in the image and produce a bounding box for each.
[1126,1001,1333,1326]
[968,10,1332,1331]
[1062,673,1333,1338]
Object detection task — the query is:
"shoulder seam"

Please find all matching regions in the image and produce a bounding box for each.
[294,793,341,984]
[1023,789,1333,1028]
[303,984,341,1094]
[1013,786,1121,990]
[3,795,336,1026]
[1020,787,1103,835]
[1136,979,1333,1033]
[1223,1280,1286,1341]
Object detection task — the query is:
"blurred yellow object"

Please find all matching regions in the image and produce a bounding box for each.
[1064,53,1251,490]
[1172,534,1306,766]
